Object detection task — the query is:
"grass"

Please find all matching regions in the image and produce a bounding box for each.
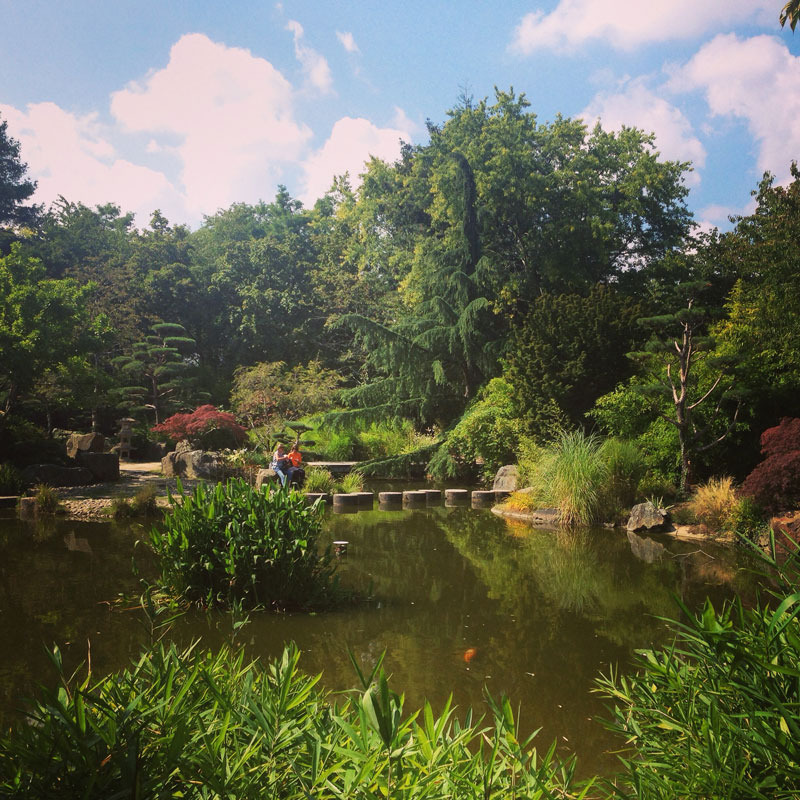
[338,470,364,493]
[302,466,336,494]
[687,476,738,532]
[33,483,61,514]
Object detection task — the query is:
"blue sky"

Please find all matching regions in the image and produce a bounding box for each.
[1,1,798,230]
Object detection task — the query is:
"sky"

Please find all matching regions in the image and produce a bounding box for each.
[1,0,799,232]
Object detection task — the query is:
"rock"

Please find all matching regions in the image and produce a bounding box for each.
[175,439,193,455]
[627,530,667,563]
[161,450,225,481]
[529,507,560,526]
[627,501,669,532]
[65,432,105,459]
[21,464,94,487]
[255,468,277,490]
[493,465,519,492]
[76,452,119,482]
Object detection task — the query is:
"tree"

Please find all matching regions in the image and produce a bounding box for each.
[0,245,91,419]
[113,323,205,424]
[629,282,742,492]
[504,284,644,436]
[0,114,38,237]
[781,0,800,30]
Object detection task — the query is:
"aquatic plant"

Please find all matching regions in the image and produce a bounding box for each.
[111,485,160,519]
[0,641,590,799]
[150,478,337,609]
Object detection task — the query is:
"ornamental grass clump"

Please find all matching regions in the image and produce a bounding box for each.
[0,641,589,799]
[150,477,337,609]
[687,476,738,532]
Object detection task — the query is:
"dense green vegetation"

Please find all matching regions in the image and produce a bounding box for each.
[2,88,799,499]
[150,479,338,609]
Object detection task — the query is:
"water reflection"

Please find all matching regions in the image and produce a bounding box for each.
[0,506,756,777]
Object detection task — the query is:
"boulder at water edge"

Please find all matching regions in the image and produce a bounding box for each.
[626,501,668,532]
[493,465,519,492]
[162,450,225,481]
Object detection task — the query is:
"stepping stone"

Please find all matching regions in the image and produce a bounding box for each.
[403,490,427,507]
[304,492,331,505]
[378,491,403,504]
[332,493,360,509]
[352,491,374,508]
[494,489,512,501]
[445,489,470,506]
[423,489,442,504]
[471,490,495,506]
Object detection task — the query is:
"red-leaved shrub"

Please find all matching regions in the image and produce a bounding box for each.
[741,417,800,513]
[152,405,247,449]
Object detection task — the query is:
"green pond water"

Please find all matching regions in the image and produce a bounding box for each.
[0,503,758,777]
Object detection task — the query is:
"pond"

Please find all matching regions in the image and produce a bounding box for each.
[0,503,758,777]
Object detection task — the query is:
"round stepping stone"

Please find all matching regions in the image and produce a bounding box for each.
[471,490,495,506]
[304,492,331,506]
[403,490,427,507]
[423,489,442,504]
[378,491,403,504]
[445,489,470,505]
[332,493,360,509]
[353,491,374,508]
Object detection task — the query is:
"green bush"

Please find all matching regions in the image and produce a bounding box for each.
[323,430,356,460]
[337,471,364,493]
[150,478,337,609]
[598,540,800,798]
[302,466,336,494]
[0,463,24,495]
[726,495,768,543]
[598,438,647,518]
[111,485,160,519]
[0,641,587,799]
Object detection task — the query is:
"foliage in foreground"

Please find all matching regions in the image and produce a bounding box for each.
[0,641,590,800]
[598,535,800,799]
[150,478,337,609]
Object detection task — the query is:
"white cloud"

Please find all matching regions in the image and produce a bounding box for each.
[580,78,706,184]
[509,0,773,53]
[336,30,359,54]
[0,101,179,222]
[670,34,800,180]
[286,19,334,93]
[300,116,409,205]
[110,32,312,216]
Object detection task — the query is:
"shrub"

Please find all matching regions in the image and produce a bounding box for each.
[0,463,24,495]
[726,496,768,543]
[598,438,647,517]
[302,466,335,494]
[687,476,738,532]
[151,405,247,449]
[0,641,586,799]
[356,419,417,459]
[323,430,356,460]
[150,478,337,609]
[33,484,61,514]
[598,543,800,798]
[500,489,538,513]
[111,485,160,519]
[337,471,364,493]
[742,417,800,512]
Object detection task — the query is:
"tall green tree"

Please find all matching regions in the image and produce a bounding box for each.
[0,113,39,252]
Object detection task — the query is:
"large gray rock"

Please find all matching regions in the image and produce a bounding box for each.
[22,464,94,487]
[626,501,669,532]
[76,452,119,482]
[161,450,225,481]
[65,432,105,459]
[493,465,520,492]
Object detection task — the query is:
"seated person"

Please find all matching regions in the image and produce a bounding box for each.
[270,443,291,487]
[286,442,305,488]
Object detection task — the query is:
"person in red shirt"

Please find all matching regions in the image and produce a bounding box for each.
[286,442,305,488]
